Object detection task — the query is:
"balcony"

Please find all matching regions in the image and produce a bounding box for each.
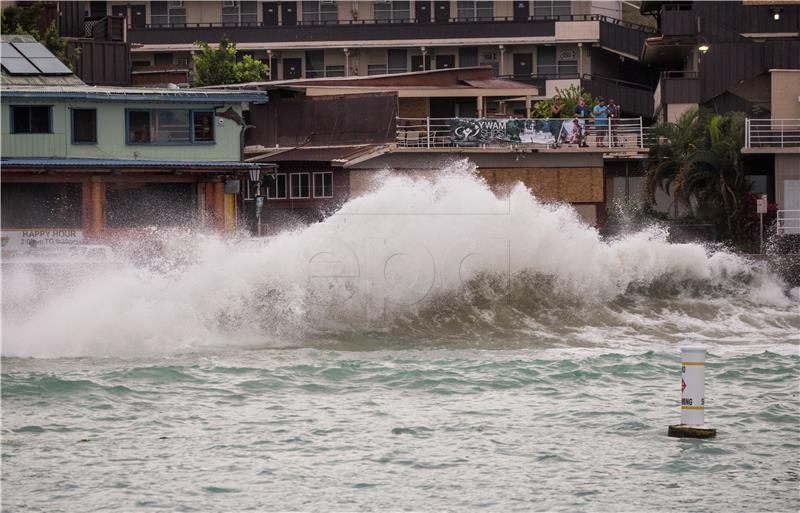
[395,117,645,152]
[126,14,652,48]
[744,119,800,152]
[659,4,696,37]
[581,74,654,118]
[657,71,700,105]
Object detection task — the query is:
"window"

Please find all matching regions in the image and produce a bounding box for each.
[305,50,325,78]
[222,1,258,25]
[374,1,410,22]
[193,111,214,142]
[127,109,216,144]
[151,1,187,26]
[72,109,97,144]
[325,65,345,77]
[290,173,310,198]
[154,53,173,65]
[456,1,493,20]
[557,47,578,77]
[313,172,333,198]
[266,173,287,199]
[533,1,570,17]
[459,47,479,67]
[105,183,195,228]
[1,183,82,229]
[302,1,338,24]
[368,64,388,75]
[11,106,51,134]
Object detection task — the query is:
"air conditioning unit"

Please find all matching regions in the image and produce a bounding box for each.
[222,1,238,7]
[320,0,336,4]
[169,0,184,7]
[483,52,498,61]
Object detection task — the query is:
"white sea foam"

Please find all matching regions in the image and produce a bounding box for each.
[2,162,798,357]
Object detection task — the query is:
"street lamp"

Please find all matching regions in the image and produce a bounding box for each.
[249,167,264,237]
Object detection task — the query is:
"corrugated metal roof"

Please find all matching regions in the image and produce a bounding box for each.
[0,85,268,103]
[1,158,274,169]
[249,145,386,164]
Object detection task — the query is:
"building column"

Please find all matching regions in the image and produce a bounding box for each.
[525,96,532,118]
[212,181,225,231]
[90,179,105,238]
[477,96,484,117]
[224,192,236,233]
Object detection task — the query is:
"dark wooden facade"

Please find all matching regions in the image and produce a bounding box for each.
[67,40,131,86]
[248,92,398,148]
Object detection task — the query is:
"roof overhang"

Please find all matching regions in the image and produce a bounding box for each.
[301,85,541,98]
[1,158,275,172]
[0,88,268,104]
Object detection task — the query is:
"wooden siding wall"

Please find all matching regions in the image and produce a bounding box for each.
[249,92,398,147]
[58,1,85,38]
[68,40,132,86]
[348,167,604,204]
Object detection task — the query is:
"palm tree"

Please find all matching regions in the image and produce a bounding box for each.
[682,112,750,241]
[644,109,706,217]
[643,109,752,243]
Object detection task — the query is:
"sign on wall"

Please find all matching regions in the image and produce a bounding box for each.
[449,118,586,146]
[1,229,84,250]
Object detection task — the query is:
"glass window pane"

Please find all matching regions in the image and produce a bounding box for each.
[128,111,151,143]
[151,1,168,15]
[29,106,50,133]
[73,109,97,143]
[193,111,214,142]
[457,1,474,19]
[476,1,493,18]
[12,106,30,133]
[302,1,320,22]
[374,1,391,21]
[154,110,190,142]
[320,2,337,22]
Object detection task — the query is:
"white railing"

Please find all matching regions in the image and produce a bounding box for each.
[777,210,800,235]
[745,119,800,149]
[396,117,645,149]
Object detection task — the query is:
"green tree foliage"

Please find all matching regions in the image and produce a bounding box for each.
[532,85,597,118]
[1,5,79,71]
[644,108,756,246]
[192,37,268,87]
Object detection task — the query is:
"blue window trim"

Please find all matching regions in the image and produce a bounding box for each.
[70,107,98,145]
[9,105,53,134]
[125,108,217,146]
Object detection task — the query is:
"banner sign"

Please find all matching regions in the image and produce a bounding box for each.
[449,118,586,146]
[1,229,84,250]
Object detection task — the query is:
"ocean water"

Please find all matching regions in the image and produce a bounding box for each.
[2,167,799,512]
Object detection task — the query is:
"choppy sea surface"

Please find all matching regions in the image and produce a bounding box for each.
[2,169,799,511]
[2,347,799,512]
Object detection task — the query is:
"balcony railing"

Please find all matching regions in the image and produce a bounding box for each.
[128,13,655,46]
[777,210,800,236]
[745,119,800,149]
[133,13,650,30]
[396,117,645,150]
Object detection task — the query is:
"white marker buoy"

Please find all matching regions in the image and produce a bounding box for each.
[668,347,717,438]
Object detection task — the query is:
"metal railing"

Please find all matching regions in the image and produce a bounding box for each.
[777,210,800,235]
[745,119,800,149]
[396,117,645,149]
[132,13,655,31]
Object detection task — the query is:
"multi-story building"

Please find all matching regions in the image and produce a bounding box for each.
[95,0,658,116]
[641,0,799,230]
[1,35,271,246]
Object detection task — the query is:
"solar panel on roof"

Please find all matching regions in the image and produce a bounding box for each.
[12,42,55,59]
[1,42,24,59]
[28,57,72,75]
[1,58,40,74]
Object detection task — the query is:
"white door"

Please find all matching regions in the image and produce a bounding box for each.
[783,180,800,234]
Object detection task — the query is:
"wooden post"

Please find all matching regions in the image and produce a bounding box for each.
[525,96,532,118]
[90,180,105,238]
[477,96,484,118]
[81,181,92,236]
[212,181,225,231]
[224,192,236,233]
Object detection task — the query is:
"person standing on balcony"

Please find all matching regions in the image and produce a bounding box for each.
[592,98,609,147]
[573,98,590,147]
[607,99,621,146]
[550,97,563,148]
